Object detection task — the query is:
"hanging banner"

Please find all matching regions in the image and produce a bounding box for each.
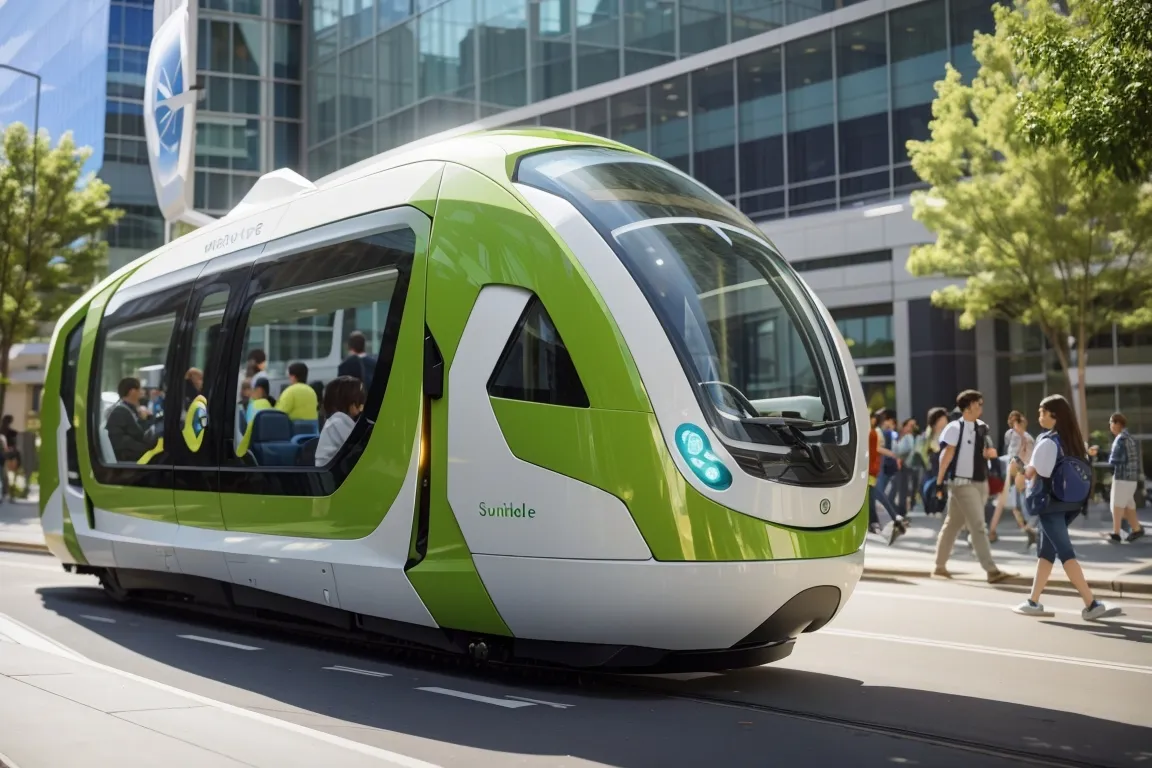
[143,0,198,225]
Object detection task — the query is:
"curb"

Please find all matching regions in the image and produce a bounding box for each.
[0,540,49,556]
[862,565,1152,599]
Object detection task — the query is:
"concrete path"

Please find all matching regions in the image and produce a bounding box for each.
[866,502,1152,596]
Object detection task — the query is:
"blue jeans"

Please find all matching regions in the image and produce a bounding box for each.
[869,484,901,525]
[1036,509,1080,563]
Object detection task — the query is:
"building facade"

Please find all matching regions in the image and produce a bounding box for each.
[100,0,305,272]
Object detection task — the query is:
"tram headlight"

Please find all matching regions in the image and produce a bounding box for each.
[675,424,732,490]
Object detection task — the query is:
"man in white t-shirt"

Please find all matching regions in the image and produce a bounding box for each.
[932,389,1013,583]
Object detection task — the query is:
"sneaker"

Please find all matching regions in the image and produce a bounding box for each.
[1126,528,1145,543]
[986,570,1014,584]
[1082,601,1122,621]
[885,522,903,545]
[1012,600,1054,617]
[869,522,882,535]
[1025,528,1037,550]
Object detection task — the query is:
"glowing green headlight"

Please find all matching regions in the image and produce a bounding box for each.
[675,424,732,490]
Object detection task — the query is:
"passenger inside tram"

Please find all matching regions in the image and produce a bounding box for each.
[276,362,319,422]
[315,376,365,467]
[106,377,159,463]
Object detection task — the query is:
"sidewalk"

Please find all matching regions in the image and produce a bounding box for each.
[0,494,45,554]
[0,614,434,768]
[865,502,1152,597]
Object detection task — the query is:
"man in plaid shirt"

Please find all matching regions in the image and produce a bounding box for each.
[1107,413,1145,543]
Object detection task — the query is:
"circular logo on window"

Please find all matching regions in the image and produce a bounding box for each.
[820,498,831,515]
[182,395,209,453]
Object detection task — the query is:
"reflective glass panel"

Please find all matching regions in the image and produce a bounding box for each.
[836,16,888,176]
[785,32,834,185]
[891,0,947,167]
[737,47,784,192]
[692,63,736,198]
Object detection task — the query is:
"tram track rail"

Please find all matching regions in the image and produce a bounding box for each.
[65,588,1122,768]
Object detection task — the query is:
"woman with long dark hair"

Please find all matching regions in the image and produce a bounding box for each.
[1012,395,1119,620]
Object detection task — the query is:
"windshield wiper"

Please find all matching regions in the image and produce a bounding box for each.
[742,415,851,430]
[740,415,851,473]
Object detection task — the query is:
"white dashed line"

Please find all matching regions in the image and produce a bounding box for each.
[504,695,574,709]
[822,628,1152,674]
[178,634,261,651]
[79,614,117,624]
[854,589,1151,625]
[417,687,536,708]
[323,665,393,678]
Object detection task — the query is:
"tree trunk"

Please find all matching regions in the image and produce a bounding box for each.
[1046,330,1076,407]
[1076,321,1090,439]
[0,339,10,422]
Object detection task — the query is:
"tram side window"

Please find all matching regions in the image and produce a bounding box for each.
[61,320,85,486]
[232,269,399,467]
[94,312,177,466]
[488,297,589,408]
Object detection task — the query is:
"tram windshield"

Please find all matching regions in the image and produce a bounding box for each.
[515,147,852,456]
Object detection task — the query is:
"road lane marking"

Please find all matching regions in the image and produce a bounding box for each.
[323,665,392,678]
[0,614,441,768]
[504,695,574,709]
[417,687,536,708]
[822,628,1152,674]
[178,634,261,651]
[853,589,1152,626]
[79,615,116,624]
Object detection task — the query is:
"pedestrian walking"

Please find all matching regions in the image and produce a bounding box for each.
[989,410,1037,549]
[1105,412,1145,543]
[868,409,906,543]
[895,418,918,515]
[931,389,1013,582]
[921,407,949,516]
[1012,395,1121,620]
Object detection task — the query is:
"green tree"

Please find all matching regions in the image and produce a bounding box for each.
[0,123,123,417]
[1011,0,1152,184]
[905,0,1152,433]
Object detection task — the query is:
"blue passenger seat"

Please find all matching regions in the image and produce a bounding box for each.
[249,410,298,466]
[292,419,319,437]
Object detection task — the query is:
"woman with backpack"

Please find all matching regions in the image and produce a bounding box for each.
[1012,395,1120,620]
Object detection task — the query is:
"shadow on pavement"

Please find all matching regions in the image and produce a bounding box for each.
[33,585,1152,768]
[1038,618,1152,645]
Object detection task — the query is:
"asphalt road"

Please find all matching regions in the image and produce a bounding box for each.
[1,550,1149,768]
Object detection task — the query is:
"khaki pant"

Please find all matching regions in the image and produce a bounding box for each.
[934,481,998,572]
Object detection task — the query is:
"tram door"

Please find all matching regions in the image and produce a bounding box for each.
[168,248,259,530]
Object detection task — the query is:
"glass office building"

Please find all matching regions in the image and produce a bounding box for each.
[100,0,304,270]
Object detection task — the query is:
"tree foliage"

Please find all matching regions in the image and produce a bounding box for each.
[1010,0,1152,184]
[905,0,1152,431]
[0,123,123,415]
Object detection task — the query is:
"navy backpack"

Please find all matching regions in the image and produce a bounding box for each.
[1026,432,1093,515]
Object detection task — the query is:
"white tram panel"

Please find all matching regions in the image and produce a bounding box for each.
[474,548,866,650]
[515,184,870,531]
[446,284,653,561]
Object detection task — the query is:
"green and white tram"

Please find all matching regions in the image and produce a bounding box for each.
[39,130,869,671]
